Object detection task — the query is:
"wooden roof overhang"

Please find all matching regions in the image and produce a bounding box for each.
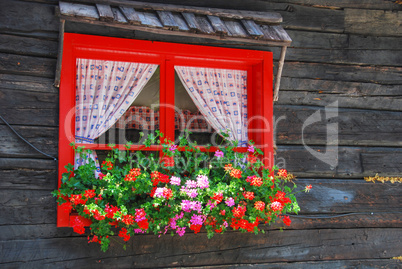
[56,0,292,101]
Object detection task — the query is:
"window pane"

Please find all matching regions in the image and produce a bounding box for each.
[174,67,248,147]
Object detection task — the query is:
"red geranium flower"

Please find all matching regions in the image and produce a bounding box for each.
[254,201,265,211]
[277,169,287,178]
[211,193,223,204]
[243,191,255,200]
[283,216,291,226]
[118,228,131,241]
[124,168,141,181]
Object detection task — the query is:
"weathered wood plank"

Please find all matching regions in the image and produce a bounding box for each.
[272,47,402,66]
[156,11,179,30]
[241,19,263,38]
[0,0,59,38]
[284,212,402,230]
[286,29,347,49]
[0,169,57,190]
[194,16,215,34]
[282,62,402,85]
[0,86,58,126]
[286,30,402,50]
[276,146,402,178]
[0,88,57,110]
[274,105,402,147]
[0,52,56,78]
[137,11,163,28]
[292,178,402,214]
[95,4,114,22]
[277,77,402,111]
[278,4,344,33]
[181,12,200,32]
[3,257,401,269]
[181,260,402,269]
[0,125,58,158]
[59,2,99,20]
[345,8,402,37]
[348,34,402,50]
[277,90,402,112]
[0,34,58,58]
[271,25,292,42]
[0,224,74,241]
[111,7,128,23]
[65,20,136,39]
[207,15,230,36]
[269,0,402,10]
[0,190,56,225]
[0,229,400,266]
[223,20,248,37]
[0,157,56,170]
[0,107,56,126]
[0,74,57,93]
[171,13,190,31]
[118,6,141,25]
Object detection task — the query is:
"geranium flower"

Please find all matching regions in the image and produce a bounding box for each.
[118,228,131,241]
[190,214,205,226]
[84,189,96,199]
[232,205,246,218]
[225,197,235,207]
[162,188,173,199]
[71,218,85,234]
[211,193,223,204]
[124,168,141,181]
[254,201,265,211]
[283,216,291,226]
[250,176,263,187]
[185,180,197,188]
[121,214,135,225]
[270,201,283,211]
[214,150,224,158]
[277,169,287,178]
[169,144,178,152]
[196,175,209,189]
[247,145,254,153]
[243,191,255,200]
[305,184,312,192]
[224,164,233,171]
[229,168,242,179]
[170,176,181,186]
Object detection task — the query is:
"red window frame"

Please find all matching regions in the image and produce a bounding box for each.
[58,33,273,227]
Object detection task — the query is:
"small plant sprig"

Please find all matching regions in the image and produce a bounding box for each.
[53,131,305,252]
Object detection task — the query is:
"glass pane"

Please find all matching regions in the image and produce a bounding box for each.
[174,67,248,147]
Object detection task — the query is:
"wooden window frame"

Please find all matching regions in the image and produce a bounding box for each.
[58,33,274,227]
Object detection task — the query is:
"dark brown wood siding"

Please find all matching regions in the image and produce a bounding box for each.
[0,0,401,268]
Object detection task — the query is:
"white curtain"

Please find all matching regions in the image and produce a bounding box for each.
[175,66,248,146]
[75,58,158,173]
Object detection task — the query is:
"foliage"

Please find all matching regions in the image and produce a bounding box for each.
[53,131,306,252]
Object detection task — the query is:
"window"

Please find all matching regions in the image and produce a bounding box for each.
[58,33,274,226]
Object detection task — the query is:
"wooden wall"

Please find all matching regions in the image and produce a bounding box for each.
[0,0,401,268]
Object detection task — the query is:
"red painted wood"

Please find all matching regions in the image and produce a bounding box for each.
[76,143,249,153]
[58,33,273,227]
